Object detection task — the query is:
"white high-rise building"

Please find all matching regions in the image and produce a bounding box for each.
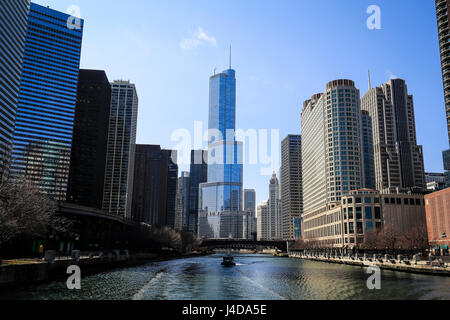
[103,80,138,219]
[257,173,282,240]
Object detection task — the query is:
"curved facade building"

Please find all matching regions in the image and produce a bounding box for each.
[301,80,364,245]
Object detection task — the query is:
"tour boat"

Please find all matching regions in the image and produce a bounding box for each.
[222,255,236,267]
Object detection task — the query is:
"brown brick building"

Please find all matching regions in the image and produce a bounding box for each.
[425,188,450,251]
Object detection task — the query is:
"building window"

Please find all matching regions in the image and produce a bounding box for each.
[375,207,381,220]
[357,222,363,234]
[356,207,362,220]
[349,222,354,234]
[348,207,354,219]
[365,207,373,219]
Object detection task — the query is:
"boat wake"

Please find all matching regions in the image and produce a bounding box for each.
[132,268,167,300]
[237,270,287,300]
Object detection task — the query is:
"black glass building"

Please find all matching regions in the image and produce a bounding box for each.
[67,70,111,209]
[10,3,83,200]
[188,150,207,233]
[131,145,177,227]
[0,0,30,178]
[165,150,178,229]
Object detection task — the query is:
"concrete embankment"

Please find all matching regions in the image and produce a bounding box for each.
[0,252,209,289]
[289,253,450,277]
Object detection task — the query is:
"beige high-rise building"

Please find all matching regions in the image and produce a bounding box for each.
[361,79,425,193]
[301,80,364,234]
[257,173,282,240]
[257,201,269,241]
[281,135,303,240]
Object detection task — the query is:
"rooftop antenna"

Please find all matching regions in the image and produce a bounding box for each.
[368,70,372,90]
[214,67,217,75]
[229,45,232,70]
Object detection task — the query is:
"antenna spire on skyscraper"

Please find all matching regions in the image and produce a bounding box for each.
[368,70,372,90]
[229,45,232,69]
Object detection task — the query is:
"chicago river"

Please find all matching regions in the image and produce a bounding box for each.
[2,254,450,300]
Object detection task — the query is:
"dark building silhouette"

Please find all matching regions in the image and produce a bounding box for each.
[165,150,179,229]
[131,145,178,228]
[188,150,207,234]
[68,70,111,209]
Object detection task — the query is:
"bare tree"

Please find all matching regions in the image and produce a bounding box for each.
[362,230,382,250]
[398,222,429,251]
[0,178,71,247]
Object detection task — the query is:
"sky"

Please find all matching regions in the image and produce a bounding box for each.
[36,0,447,205]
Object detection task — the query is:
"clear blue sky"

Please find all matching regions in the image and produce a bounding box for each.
[37,0,447,205]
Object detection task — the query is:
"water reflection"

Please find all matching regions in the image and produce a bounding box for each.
[1,254,450,300]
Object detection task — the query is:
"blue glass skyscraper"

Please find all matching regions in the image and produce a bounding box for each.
[0,0,30,178]
[198,68,250,239]
[10,3,83,200]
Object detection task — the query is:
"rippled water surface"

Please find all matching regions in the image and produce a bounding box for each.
[2,254,450,300]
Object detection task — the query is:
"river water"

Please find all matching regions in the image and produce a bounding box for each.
[2,254,450,300]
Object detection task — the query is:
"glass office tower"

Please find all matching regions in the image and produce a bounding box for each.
[198,69,249,239]
[0,0,30,178]
[10,3,83,200]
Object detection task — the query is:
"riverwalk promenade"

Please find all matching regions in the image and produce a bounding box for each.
[289,251,450,276]
[0,251,209,289]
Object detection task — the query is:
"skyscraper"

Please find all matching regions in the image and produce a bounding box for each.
[180,171,191,230]
[361,110,375,189]
[361,79,425,192]
[165,150,178,229]
[269,173,282,240]
[131,145,168,226]
[10,3,83,200]
[0,0,30,178]
[243,189,257,240]
[198,66,250,239]
[243,189,256,216]
[435,1,450,186]
[103,81,138,218]
[436,0,450,146]
[301,80,364,241]
[257,201,269,241]
[67,70,111,209]
[281,135,303,241]
[257,173,282,241]
[302,80,363,215]
[188,150,208,233]
[174,176,184,231]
